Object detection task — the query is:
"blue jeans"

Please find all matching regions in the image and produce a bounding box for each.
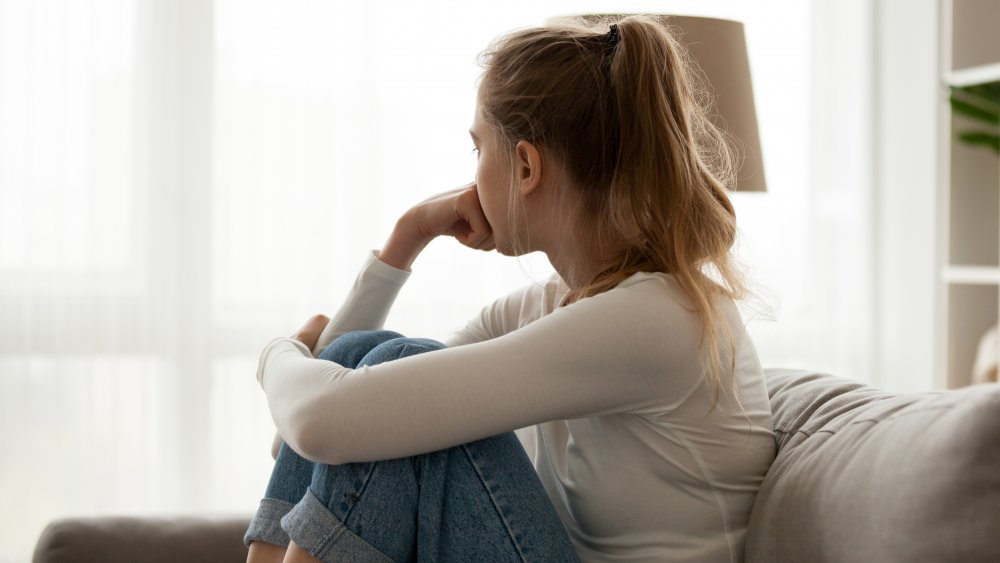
[244,330,579,562]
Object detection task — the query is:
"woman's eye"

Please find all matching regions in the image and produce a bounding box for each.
[471,147,479,156]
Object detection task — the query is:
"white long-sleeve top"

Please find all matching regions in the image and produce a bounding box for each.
[257,251,775,562]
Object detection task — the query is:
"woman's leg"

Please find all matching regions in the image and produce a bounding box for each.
[244,331,409,557]
[252,330,579,562]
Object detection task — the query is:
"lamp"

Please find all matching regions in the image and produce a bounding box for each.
[552,15,767,192]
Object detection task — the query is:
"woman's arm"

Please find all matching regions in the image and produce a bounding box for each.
[271,182,494,457]
[311,182,493,354]
[259,278,705,466]
[309,253,412,355]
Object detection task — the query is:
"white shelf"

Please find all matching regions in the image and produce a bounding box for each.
[947,62,1000,87]
[944,265,1000,285]
[938,0,1000,389]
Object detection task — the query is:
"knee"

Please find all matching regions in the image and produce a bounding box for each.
[358,337,446,366]
[317,330,405,366]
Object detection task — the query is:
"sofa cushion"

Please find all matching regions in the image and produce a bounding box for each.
[33,516,251,563]
[746,369,1000,562]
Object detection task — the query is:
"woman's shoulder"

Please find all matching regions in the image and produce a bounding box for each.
[483,269,745,339]
[534,272,706,358]
[476,271,679,336]
[611,271,744,321]
[564,271,749,351]
[585,271,699,319]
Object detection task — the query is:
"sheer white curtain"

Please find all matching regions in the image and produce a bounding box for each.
[0,0,875,559]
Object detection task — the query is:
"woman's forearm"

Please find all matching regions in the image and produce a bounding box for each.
[310,252,412,354]
[379,211,430,272]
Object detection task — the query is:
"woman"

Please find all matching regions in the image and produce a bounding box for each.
[245,16,775,563]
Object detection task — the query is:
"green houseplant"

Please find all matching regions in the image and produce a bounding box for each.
[950,82,1000,156]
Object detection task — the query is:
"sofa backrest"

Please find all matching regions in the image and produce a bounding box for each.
[746,369,1000,562]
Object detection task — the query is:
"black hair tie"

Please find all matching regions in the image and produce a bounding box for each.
[606,23,621,51]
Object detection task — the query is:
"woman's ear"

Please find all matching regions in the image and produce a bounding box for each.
[514,140,542,197]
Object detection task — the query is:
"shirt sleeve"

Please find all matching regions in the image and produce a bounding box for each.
[257,278,706,466]
[269,250,409,454]
[310,250,412,356]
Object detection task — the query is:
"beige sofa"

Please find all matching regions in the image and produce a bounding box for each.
[33,369,1000,562]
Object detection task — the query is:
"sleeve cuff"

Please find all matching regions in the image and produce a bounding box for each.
[365,249,412,285]
[257,338,313,386]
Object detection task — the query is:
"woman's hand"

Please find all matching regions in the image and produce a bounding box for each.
[379,182,494,271]
[412,182,495,249]
[292,314,330,354]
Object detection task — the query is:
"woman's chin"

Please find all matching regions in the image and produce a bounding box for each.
[494,242,528,258]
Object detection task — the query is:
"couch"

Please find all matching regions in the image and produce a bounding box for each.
[33,369,1000,562]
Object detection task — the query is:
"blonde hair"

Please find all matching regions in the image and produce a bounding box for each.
[477,16,747,404]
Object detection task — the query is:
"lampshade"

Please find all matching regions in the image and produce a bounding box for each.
[551,15,767,192]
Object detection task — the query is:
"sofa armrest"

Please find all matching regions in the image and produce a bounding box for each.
[748,369,1000,562]
[33,516,252,563]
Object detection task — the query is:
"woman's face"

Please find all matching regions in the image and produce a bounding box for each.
[470,105,518,255]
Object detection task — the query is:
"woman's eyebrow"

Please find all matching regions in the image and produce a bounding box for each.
[469,130,479,143]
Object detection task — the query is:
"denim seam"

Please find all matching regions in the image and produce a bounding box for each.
[312,462,378,557]
[461,442,528,563]
[311,518,341,558]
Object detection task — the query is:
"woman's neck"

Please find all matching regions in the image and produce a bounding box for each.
[523,170,626,290]
[545,222,625,291]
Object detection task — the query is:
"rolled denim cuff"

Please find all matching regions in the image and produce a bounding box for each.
[282,488,394,563]
[244,498,296,548]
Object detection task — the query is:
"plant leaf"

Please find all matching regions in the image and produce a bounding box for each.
[953,82,1000,105]
[966,82,1000,102]
[957,131,1000,155]
[951,96,1000,123]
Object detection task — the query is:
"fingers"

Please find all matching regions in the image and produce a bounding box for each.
[415,181,475,206]
[304,314,329,331]
[454,184,494,250]
[409,182,495,253]
[292,314,330,351]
